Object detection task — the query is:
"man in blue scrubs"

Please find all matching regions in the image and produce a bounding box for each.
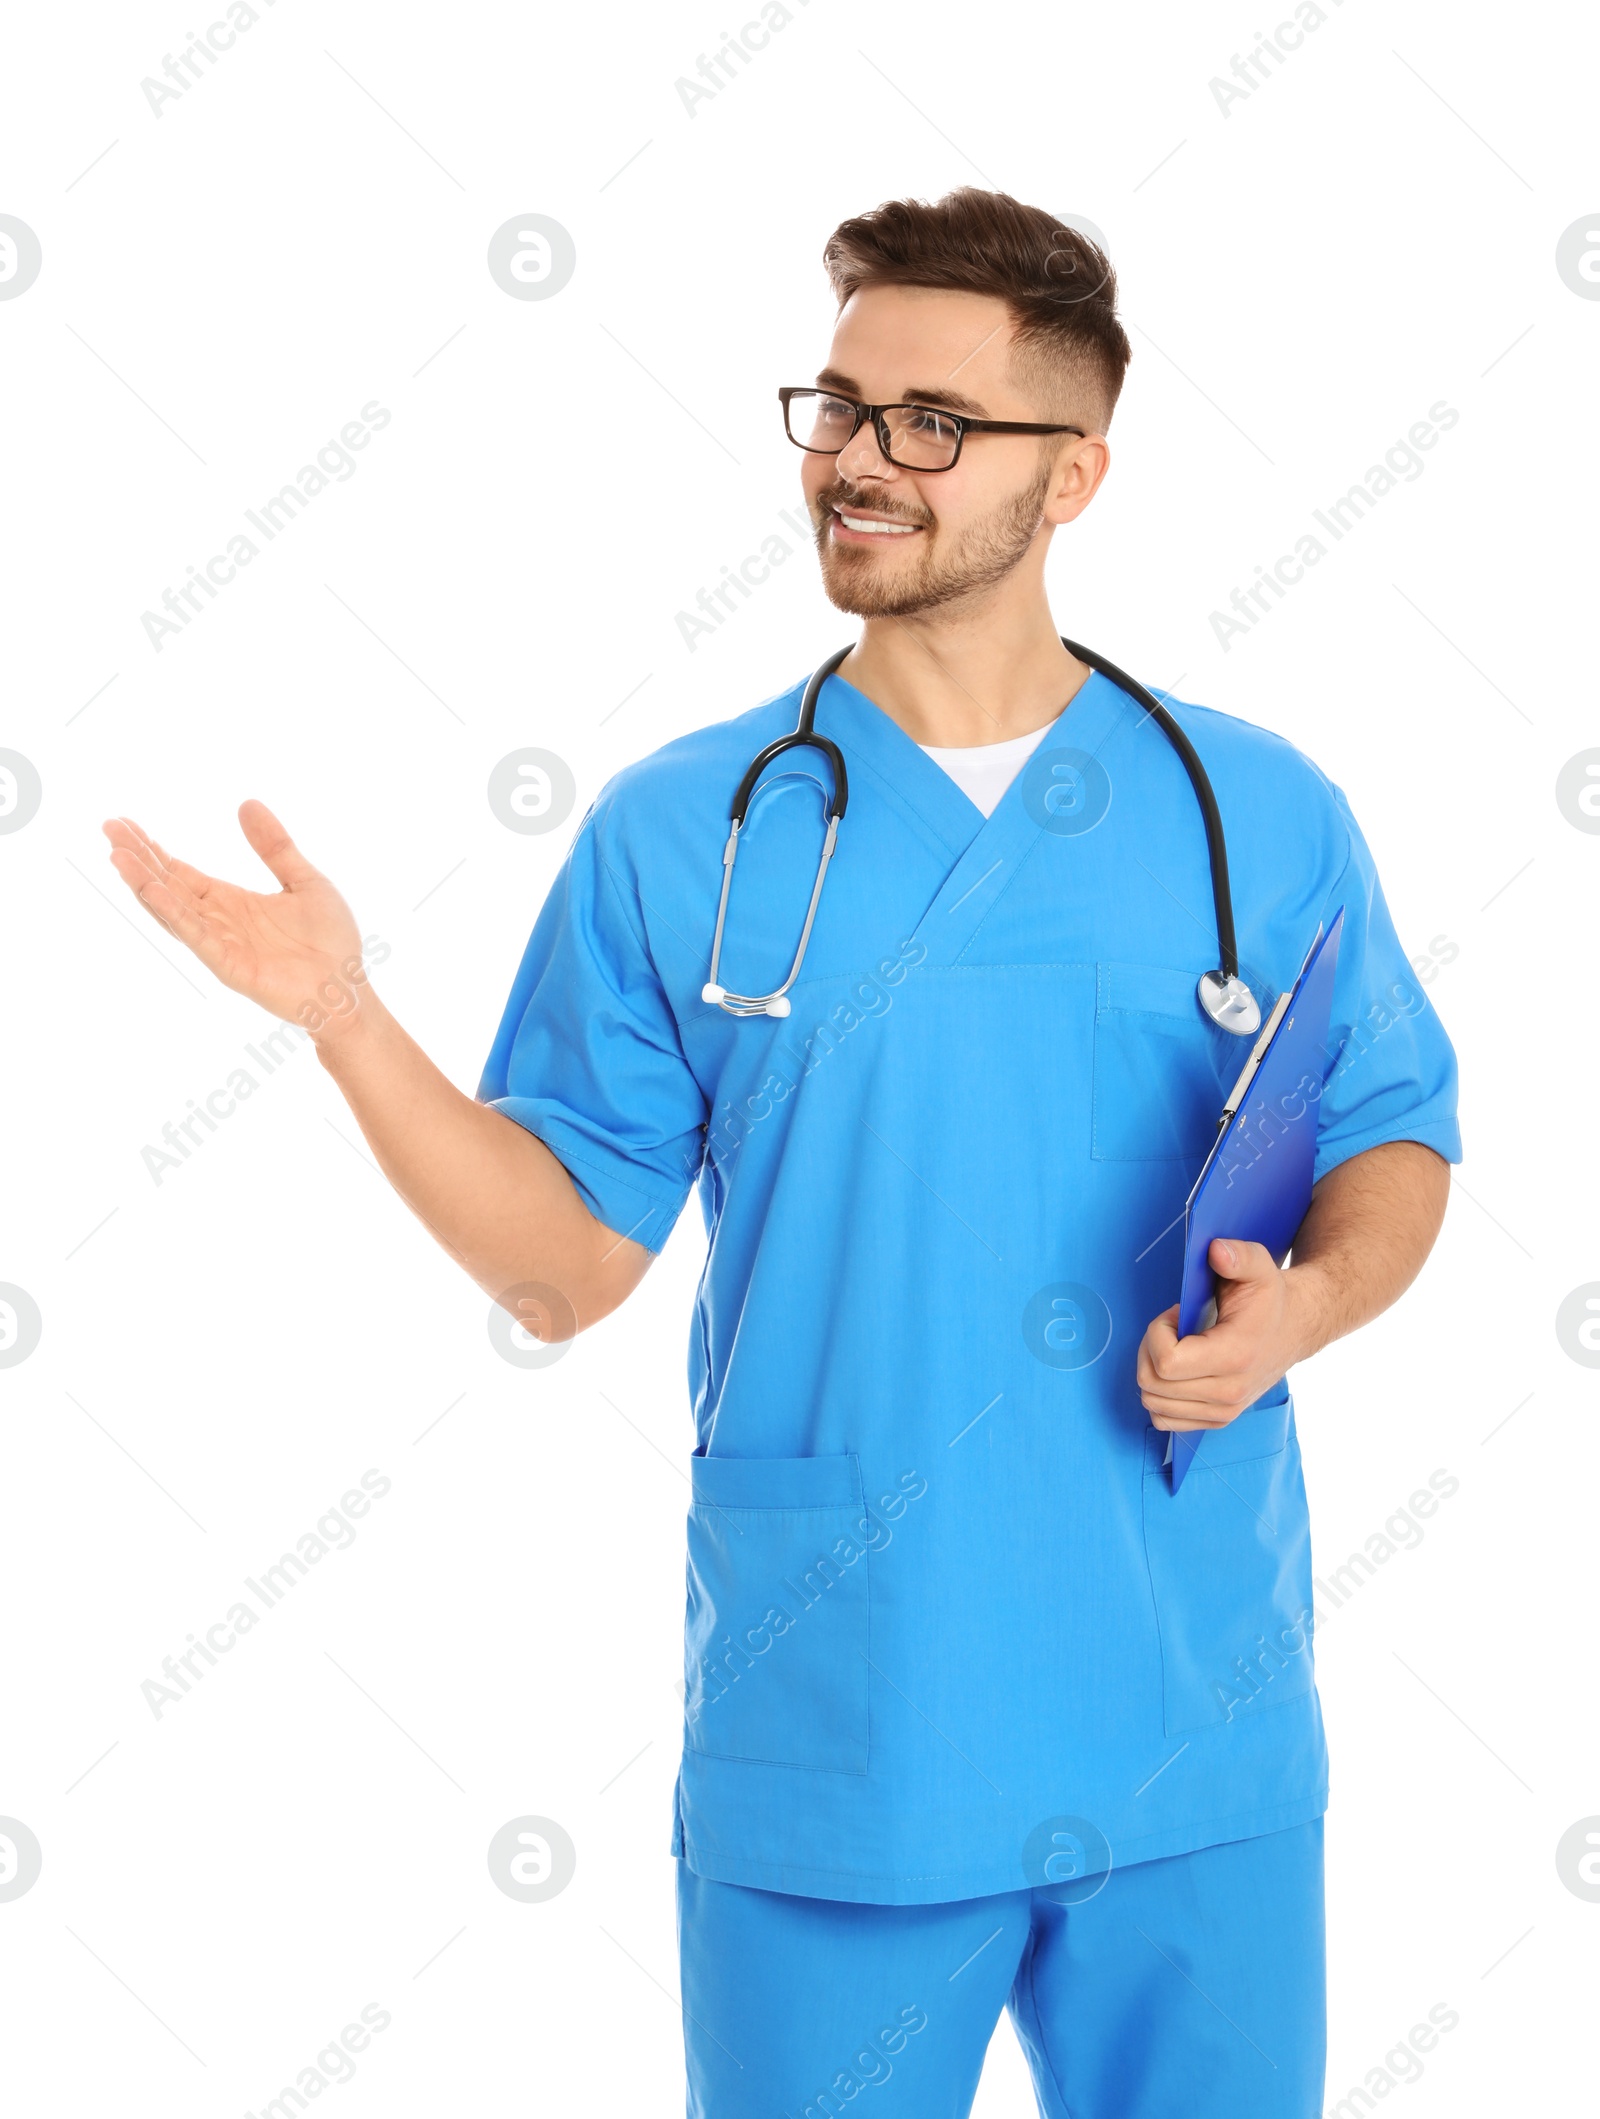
[105,189,1459,2116]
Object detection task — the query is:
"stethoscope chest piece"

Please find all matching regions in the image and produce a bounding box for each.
[1197,969,1261,1036]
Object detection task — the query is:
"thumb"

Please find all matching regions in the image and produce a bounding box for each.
[1209,1237,1277,1283]
[238,799,322,891]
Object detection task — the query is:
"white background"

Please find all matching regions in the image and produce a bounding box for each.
[2,0,1596,2111]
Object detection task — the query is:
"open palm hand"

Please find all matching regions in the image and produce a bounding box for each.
[103,800,369,1036]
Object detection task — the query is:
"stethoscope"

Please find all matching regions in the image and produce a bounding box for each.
[701,640,1262,1037]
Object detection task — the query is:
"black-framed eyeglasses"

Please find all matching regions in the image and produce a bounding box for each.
[779,386,1085,472]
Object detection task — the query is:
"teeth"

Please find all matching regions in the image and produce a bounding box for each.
[837,511,919,536]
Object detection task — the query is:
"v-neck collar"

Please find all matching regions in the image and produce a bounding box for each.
[811,665,1138,967]
[814,664,1130,844]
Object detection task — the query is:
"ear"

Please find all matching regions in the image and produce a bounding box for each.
[1042,434,1111,526]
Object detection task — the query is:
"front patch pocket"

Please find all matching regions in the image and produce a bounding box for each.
[1141,1396,1317,1735]
[1092,962,1236,1161]
[684,1453,870,1775]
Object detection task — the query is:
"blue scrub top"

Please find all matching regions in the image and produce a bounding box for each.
[478,666,1462,1906]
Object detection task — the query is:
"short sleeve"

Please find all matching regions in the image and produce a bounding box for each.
[1312,786,1462,1182]
[477,811,708,1252]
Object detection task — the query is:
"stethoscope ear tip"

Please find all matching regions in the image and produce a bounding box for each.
[699,979,788,1017]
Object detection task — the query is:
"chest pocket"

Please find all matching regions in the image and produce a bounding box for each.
[1092,963,1235,1161]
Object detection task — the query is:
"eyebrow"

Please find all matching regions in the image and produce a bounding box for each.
[814,367,989,418]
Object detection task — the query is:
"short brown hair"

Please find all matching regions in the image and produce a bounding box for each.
[822,188,1132,430]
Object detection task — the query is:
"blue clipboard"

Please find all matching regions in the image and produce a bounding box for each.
[1165,910,1345,1490]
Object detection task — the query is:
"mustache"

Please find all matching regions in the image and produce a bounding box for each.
[814,478,933,530]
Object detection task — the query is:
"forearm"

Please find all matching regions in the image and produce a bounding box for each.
[314,989,651,1328]
[1281,1139,1450,1363]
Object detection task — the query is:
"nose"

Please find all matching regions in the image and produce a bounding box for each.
[836,415,896,485]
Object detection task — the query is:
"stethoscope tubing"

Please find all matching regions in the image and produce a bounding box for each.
[1058,638,1240,986]
[702,640,1248,1025]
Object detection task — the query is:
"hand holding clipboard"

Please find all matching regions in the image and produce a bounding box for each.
[1164,911,1345,1491]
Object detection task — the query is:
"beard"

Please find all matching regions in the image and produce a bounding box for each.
[810,461,1054,619]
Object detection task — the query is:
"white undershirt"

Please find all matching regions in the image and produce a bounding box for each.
[918,722,1055,818]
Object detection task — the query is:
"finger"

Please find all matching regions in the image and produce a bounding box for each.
[107,847,227,969]
[104,820,210,920]
[107,860,178,936]
[105,817,180,892]
[134,878,225,968]
[1142,1395,1239,1430]
[1145,1407,1230,1433]
[238,799,322,890]
[110,817,247,910]
[1146,1274,1282,1384]
[144,832,214,897]
[1209,1237,1277,1283]
[106,849,179,936]
[104,829,169,899]
[1144,1360,1256,1405]
[1140,1373,1241,1413]
[1141,1374,1240,1411]
[1135,1307,1180,1387]
[1142,1326,1251,1391]
[1145,1304,1180,1351]
[103,815,161,863]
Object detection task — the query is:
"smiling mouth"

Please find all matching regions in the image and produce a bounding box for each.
[831,506,925,539]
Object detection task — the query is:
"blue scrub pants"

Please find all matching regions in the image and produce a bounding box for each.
[677,1820,1324,2118]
